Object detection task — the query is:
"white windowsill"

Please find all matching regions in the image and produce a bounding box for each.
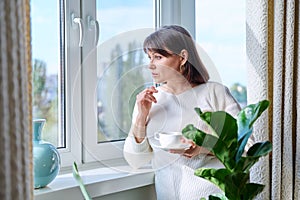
[34,161,155,200]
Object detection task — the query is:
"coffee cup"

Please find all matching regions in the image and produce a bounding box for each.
[154,131,183,147]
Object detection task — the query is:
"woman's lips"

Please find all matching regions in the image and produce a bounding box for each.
[152,73,158,76]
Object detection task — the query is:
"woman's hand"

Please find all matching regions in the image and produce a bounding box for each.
[169,137,213,158]
[136,86,158,118]
[133,86,158,143]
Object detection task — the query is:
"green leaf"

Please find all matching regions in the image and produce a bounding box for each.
[182,125,235,169]
[237,100,270,134]
[208,194,228,200]
[235,129,253,162]
[211,140,237,170]
[208,196,221,200]
[247,141,272,157]
[200,111,238,142]
[240,183,265,199]
[183,112,238,170]
[194,168,231,191]
[234,142,272,172]
[223,175,240,199]
[183,129,236,170]
[234,156,260,172]
[199,111,238,152]
[194,107,203,118]
[183,101,271,200]
[182,123,198,132]
[212,172,248,200]
[236,100,270,161]
[182,125,219,151]
[73,162,92,200]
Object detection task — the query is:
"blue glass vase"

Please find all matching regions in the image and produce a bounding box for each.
[33,119,61,189]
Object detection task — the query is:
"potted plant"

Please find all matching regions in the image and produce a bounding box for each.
[182,100,272,200]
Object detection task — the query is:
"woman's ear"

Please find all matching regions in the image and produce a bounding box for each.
[180,49,188,66]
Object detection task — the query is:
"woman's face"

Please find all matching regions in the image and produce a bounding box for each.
[147,50,183,84]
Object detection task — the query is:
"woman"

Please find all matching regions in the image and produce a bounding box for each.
[123,25,242,200]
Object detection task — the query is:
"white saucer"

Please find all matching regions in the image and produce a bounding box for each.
[152,141,191,151]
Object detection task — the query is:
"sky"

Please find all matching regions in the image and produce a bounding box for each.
[31,0,59,75]
[31,0,247,87]
[195,0,247,87]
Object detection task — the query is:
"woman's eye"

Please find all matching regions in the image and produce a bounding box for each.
[154,55,162,60]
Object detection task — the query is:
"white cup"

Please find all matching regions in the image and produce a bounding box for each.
[154,131,183,147]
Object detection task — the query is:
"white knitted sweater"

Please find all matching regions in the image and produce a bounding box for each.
[124,82,242,200]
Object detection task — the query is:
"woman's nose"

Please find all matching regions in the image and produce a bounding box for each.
[148,63,156,69]
[149,57,154,64]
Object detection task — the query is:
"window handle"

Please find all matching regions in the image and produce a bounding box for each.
[71,13,84,47]
[87,16,100,46]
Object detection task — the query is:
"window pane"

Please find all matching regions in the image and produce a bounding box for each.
[31,0,65,147]
[96,0,154,142]
[196,0,247,107]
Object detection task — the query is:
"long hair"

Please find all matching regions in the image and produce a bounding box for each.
[143,25,209,85]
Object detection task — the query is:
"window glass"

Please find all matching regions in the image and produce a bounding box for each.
[96,0,154,142]
[31,0,65,147]
[196,0,247,107]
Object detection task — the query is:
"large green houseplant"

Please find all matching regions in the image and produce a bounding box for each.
[182,100,272,200]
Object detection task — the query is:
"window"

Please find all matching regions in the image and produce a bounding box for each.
[31,0,156,166]
[96,1,154,143]
[195,0,247,107]
[82,0,155,162]
[31,0,65,148]
[31,0,197,167]
[82,0,195,163]
[31,0,82,166]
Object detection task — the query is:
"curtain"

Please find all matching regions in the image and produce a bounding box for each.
[246,0,299,199]
[0,0,32,199]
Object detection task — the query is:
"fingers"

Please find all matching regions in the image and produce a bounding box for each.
[180,137,196,148]
[169,148,194,157]
[169,137,196,156]
[183,153,193,158]
[144,86,158,99]
[140,95,156,104]
[169,143,194,155]
[137,86,158,103]
[169,149,185,154]
[182,145,196,157]
[144,93,157,103]
[147,86,158,93]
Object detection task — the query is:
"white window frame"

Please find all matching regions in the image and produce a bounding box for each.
[58,0,82,167]
[158,0,195,37]
[59,0,196,166]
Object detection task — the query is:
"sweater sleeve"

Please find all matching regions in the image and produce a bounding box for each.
[123,103,153,169]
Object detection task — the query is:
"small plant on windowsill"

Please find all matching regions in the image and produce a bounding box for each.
[182,100,272,200]
[73,162,92,200]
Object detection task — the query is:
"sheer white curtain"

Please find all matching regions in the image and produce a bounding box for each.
[0,0,32,199]
[246,0,299,199]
